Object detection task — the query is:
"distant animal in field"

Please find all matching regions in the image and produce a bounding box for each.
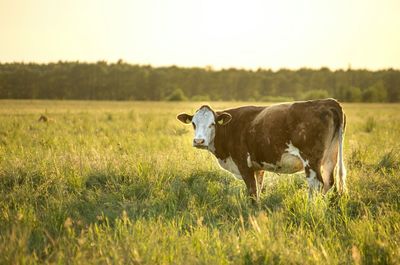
[177,98,347,201]
[38,115,48,122]
[38,114,55,123]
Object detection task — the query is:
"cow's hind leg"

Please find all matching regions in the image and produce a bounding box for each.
[305,162,323,199]
[321,140,338,194]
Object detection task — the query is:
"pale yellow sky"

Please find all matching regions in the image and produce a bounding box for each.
[1,0,399,70]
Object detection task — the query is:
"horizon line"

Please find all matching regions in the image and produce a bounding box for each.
[0,60,399,72]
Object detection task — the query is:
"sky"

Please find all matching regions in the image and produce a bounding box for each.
[1,0,399,70]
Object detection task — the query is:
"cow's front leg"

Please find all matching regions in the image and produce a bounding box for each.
[239,166,258,203]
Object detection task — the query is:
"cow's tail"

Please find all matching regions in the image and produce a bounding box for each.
[331,100,347,194]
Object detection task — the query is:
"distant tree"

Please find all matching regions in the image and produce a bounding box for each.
[343,86,362,102]
[301,89,329,100]
[384,70,400,102]
[362,81,387,102]
[0,62,399,102]
[166,88,187,101]
[260,96,294,102]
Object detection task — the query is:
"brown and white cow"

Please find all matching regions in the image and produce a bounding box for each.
[177,98,347,201]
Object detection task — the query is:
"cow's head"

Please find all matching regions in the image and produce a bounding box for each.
[177,105,232,149]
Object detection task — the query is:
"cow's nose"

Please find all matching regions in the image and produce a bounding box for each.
[193,138,205,145]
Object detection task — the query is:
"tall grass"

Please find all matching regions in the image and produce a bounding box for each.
[0,101,399,264]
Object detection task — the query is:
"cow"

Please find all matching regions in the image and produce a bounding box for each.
[177,98,347,201]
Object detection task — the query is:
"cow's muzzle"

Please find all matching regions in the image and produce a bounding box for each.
[193,138,207,149]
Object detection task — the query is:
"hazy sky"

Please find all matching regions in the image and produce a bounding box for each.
[1,0,399,70]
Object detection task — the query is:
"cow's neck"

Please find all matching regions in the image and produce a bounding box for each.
[208,124,230,160]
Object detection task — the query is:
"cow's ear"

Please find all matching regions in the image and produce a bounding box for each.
[216,112,232,125]
[177,113,193,124]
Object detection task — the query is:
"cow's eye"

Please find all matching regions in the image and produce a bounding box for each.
[192,122,196,129]
[209,123,215,128]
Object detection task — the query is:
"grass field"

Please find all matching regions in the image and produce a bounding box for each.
[0,100,399,264]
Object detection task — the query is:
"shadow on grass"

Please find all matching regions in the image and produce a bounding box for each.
[71,170,348,233]
[65,169,257,229]
[77,171,316,227]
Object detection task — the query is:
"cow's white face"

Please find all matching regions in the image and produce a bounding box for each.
[177,106,232,150]
[191,107,216,148]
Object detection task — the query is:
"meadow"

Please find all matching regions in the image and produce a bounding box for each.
[0,100,399,264]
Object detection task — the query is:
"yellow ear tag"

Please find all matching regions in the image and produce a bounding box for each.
[218,119,224,125]
[186,118,191,123]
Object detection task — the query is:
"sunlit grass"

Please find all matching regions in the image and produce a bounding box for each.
[0,100,399,264]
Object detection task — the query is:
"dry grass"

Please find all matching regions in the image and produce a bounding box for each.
[0,100,399,264]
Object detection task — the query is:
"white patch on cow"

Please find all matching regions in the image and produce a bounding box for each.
[246,153,252,168]
[218,157,242,180]
[251,142,306,174]
[285,142,309,168]
[307,169,322,198]
[250,159,303,174]
[247,143,305,174]
[192,107,216,148]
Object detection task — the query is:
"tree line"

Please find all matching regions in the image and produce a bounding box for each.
[0,61,399,102]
